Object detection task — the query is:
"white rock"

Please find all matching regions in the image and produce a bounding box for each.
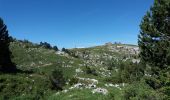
[92,88,108,95]
[75,68,83,73]
[55,92,60,95]
[62,89,68,93]
[69,86,74,90]
[86,84,96,89]
[144,73,151,77]
[56,51,65,55]
[76,77,98,84]
[73,83,85,88]
[105,83,114,87]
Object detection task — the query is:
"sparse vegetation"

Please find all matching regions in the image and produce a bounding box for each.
[0,0,169,99]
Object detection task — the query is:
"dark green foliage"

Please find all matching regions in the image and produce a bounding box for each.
[105,60,145,84]
[138,0,170,69]
[138,0,170,98]
[62,48,69,53]
[69,77,79,85]
[107,66,113,70]
[85,66,98,76]
[62,47,79,58]
[53,46,59,51]
[62,48,66,52]
[159,86,170,99]
[50,68,66,90]
[118,61,144,83]
[105,73,122,84]
[0,18,16,72]
[123,81,162,100]
[8,36,16,42]
[0,74,53,100]
[107,61,115,70]
[40,42,52,49]
[144,76,162,89]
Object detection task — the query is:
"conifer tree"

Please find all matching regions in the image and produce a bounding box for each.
[138,0,170,71]
[138,0,170,98]
[53,46,59,51]
[0,18,16,72]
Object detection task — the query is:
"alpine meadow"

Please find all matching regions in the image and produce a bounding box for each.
[0,0,170,100]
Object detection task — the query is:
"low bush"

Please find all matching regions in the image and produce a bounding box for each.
[123,81,162,100]
[85,67,98,76]
[49,68,66,90]
[69,77,79,85]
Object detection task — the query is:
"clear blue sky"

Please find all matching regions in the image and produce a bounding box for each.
[0,0,154,48]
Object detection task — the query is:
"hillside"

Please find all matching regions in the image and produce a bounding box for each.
[0,40,143,100]
[1,0,170,99]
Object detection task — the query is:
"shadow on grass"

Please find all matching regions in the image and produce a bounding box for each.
[0,63,33,74]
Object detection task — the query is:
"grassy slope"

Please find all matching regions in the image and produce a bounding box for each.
[0,41,138,100]
[0,41,82,99]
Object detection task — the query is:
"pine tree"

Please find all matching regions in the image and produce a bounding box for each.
[53,46,59,51]
[138,0,170,71]
[0,18,16,72]
[40,42,52,49]
[138,0,170,98]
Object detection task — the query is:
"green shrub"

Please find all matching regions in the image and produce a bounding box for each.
[69,77,79,85]
[159,86,170,99]
[50,68,66,90]
[118,61,145,83]
[144,76,162,89]
[39,42,52,49]
[107,61,116,70]
[85,67,98,76]
[123,81,162,100]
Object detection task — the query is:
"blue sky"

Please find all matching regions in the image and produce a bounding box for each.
[0,0,154,48]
